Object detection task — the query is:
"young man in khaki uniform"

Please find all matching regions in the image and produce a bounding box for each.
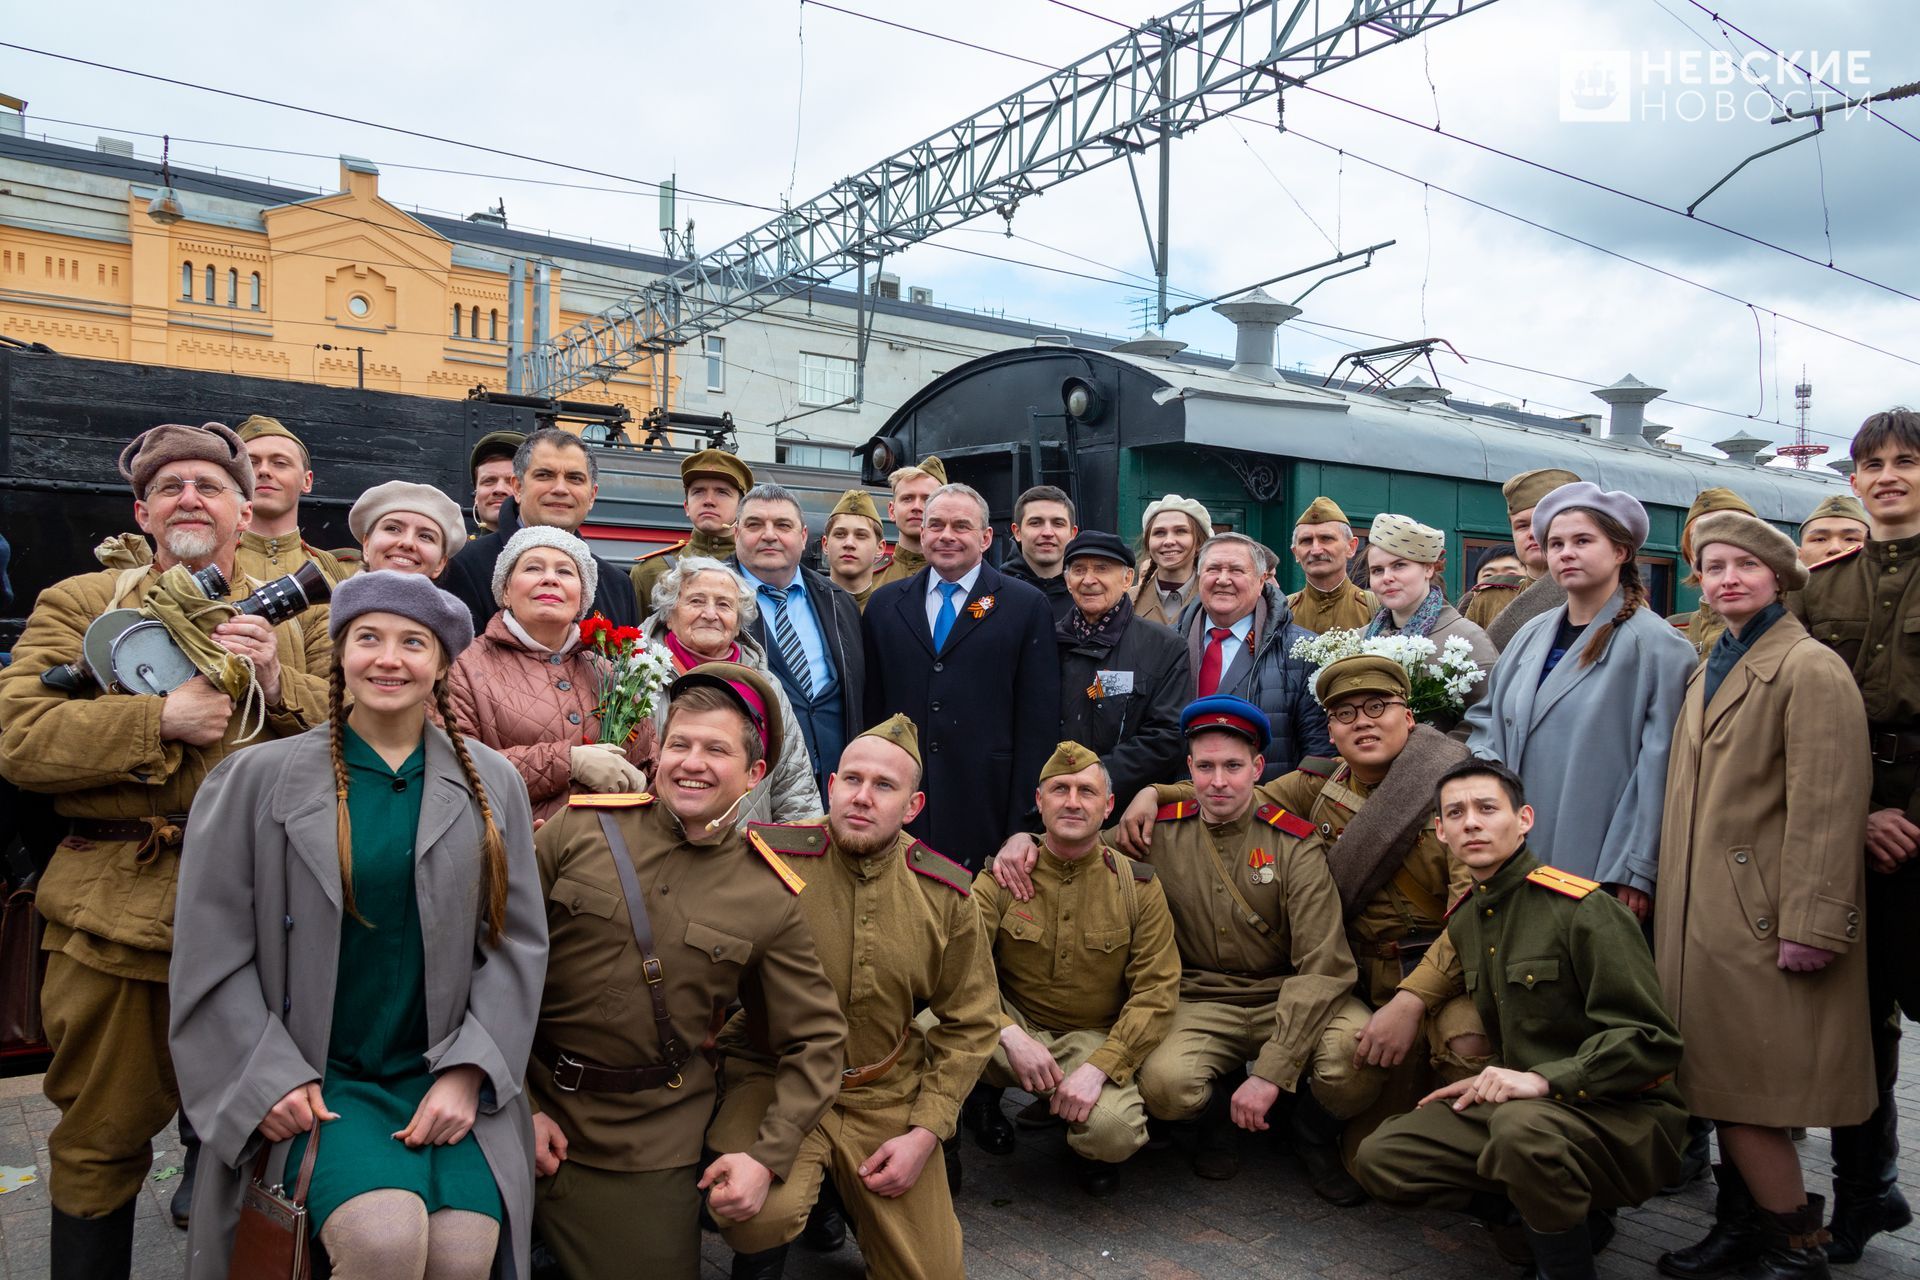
[708,714,997,1280]
[1797,492,1869,566]
[970,742,1180,1196]
[1354,760,1685,1280]
[528,662,845,1280]
[1287,496,1377,633]
[1106,696,1381,1187]
[822,487,887,609]
[1788,408,1920,1262]
[1480,467,1581,649]
[630,448,754,620]
[0,422,333,1276]
[232,415,354,586]
[870,456,945,589]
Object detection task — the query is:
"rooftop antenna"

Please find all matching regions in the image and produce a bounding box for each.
[147,134,185,226]
[1776,366,1828,469]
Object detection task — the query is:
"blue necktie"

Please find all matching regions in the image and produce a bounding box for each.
[933,582,962,650]
[761,586,813,699]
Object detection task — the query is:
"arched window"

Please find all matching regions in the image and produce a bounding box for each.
[227,268,239,306]
[489,309,499,341]
[204,265,216,302]
[181,261,193,298]
[469,306,480,339]
[452,304,462,336]
[250,272,262,309]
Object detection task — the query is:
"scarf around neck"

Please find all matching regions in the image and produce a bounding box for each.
[1365,584,1447,639]
[1061,592,1133,647]
[664,628,739,672]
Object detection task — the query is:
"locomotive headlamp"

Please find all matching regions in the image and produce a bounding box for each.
[1062,377,1105,424]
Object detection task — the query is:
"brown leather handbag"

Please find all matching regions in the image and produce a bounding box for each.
[0,878,47,1053]
[228,1124,321,1280]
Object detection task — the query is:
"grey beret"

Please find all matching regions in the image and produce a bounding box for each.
[491,526,599,618]
[1533,481,1650,551]
[1691,511,1810,592]
[349,481,469,559]
[328,569,475,661]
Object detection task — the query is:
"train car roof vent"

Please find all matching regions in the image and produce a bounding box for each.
[1212,288,1301,380]
[1032,334,1075,347]
[1378,375,1450,404]
[1592,373,1667,448]
[1111,331,1188,358]
[1714,431,1770,466]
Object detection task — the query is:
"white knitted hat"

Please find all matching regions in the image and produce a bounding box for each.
[492,526,599,618]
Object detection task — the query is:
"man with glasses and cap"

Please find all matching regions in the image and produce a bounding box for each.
[0,422,334,1278]
[527,662,845,1280]
[631,448,755,623]
[708,714,997,1280]
[233,414,355,587]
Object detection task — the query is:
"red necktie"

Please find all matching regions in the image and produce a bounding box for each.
[1197,626,1233,697]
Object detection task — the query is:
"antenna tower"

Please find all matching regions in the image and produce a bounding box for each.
[1776,365,1827,469]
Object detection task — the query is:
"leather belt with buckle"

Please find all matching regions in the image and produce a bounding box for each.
[841,1026,911,1089]
[535,1037,684,1094]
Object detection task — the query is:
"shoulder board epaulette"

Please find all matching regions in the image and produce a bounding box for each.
[747,829,807,895]
[875,551,895,568]
[1444,889,1473,920]
[1255,803,1316,839]
[632,540,688,565]
[1526,865,1601,900]
[1129,858,1156,882]
[569,792,655,808]
[906,840,971,896]
[1156,800,1199,821]
[745,821,829,857]
[1295,756,1339,780]
[1809,544,1864,570]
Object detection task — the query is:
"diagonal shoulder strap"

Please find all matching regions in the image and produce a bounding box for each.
[594,811,688,1067]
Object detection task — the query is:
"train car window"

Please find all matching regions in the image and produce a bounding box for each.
[1638,554,1676,617]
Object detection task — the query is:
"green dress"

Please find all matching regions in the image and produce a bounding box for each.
[287,727,502,1233]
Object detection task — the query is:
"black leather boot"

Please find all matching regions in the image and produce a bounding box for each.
[1658,1162,1763,1277]
[1191,1083,1239,1181]
[1660,1116,1714,1195]
[799,1181,847,1252]
[1522,1218,1598,1280]
[1076,1152,1118,1198]
[1828,1086,1913,1264]
[729,1244,790,1280]
[50,1201,136,1280]
[1466,1191,1533,1268]
[1289,1091,1366,1207]
[1746,1196,1833,1279]
[171,1110,200,1230]
[962,1084,1014,1155]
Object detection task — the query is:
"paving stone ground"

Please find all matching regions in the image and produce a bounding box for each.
[2,1040,1916,1279]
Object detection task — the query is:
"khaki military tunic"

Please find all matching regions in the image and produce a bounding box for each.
[1459,574,1527,630]
[1131,802,1378,1121]
[1287,579,1378,634]
[630,526,736,621]
[872,545,926,590]
[705,821,995,1276]
[236,528,353,587]
[972,844,1180,1162]
[1354,850,1686,1232]
[0,564,331,1215]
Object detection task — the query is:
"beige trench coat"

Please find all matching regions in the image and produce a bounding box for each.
[168,724,548,1280]
[1653,611,1875,1128]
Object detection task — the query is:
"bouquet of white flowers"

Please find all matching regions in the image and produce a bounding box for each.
[1290,627,1486,722]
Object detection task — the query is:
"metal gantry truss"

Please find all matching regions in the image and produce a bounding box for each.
[523,0,1500,397]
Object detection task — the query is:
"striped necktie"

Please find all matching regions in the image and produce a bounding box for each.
[761,585,814,699]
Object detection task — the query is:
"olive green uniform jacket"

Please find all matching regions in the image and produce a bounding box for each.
[629,526,736,623]
[236,529,355,587]
[1287,579,1377,635]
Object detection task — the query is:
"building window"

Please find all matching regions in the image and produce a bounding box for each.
[704,336,726,392]
[775,441,858,471]
[469,306,480,339]
[798,351,857,406]
[205,265,216,303]
[489,309,499,341]
[249,272,261,308]
[452,304,462,336]
[228,268,239,306]
[347,294,371,319]
[182,261,193,298]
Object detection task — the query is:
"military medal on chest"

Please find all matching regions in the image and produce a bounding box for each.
[1247,847,1275,885]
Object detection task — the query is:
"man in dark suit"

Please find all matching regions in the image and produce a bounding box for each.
[730,481,866,805]
[864,483,1061,872]
[440,427,640,631]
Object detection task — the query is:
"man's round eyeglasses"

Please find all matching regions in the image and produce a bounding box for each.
[1328,697,1407,725]
[149,479,242,501]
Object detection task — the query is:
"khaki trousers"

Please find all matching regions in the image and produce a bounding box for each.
[40,953,180,1216]
[979,1019,1148,1163]
[1136,996,1382,1122]
[534,1160,703,1280]
[706,1067,963,1280]
[1353,1096,1685,1232]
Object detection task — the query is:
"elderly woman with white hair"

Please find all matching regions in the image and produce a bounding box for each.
[349,480,468,579]
[640,555,821,825]
[445,526,654,821]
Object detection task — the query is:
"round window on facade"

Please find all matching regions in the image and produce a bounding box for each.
[347,294,371,318]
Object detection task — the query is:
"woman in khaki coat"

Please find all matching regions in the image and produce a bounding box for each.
[170,572,547,1280]
[1654,512,1873,1280]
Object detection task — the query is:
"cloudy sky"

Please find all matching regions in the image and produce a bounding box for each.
[4,0,1913,468]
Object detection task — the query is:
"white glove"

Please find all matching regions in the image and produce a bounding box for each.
[570,743,648,794]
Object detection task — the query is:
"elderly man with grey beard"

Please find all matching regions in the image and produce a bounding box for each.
[0,422,333,1280]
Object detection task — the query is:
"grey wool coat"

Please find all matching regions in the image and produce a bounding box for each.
[1462,590,1696,894]
[169,724,548,1280]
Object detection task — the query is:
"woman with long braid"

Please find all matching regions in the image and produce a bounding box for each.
[169,570,547,1280]
[1461,482,1696,921]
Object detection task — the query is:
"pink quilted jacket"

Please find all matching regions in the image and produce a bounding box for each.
[445,613,657,821]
